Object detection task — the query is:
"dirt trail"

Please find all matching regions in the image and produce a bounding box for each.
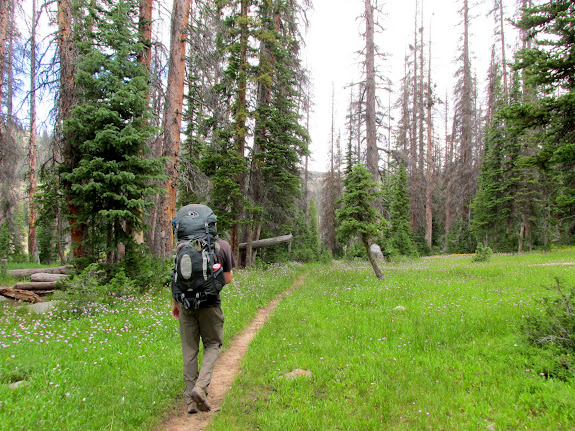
[158,274,307,431]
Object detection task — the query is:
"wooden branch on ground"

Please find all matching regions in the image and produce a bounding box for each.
[30,273,69,282]
[239,234,293,250]
[0,287,43,303]
[12,282,59,291]
[7,265,73,278]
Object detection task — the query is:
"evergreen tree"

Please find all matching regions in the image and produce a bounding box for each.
[336,163,385,279]
[501,0,575,243]
[388,163,418,257]
[61,0,164,265]
[472,54,510,248]
[249,0,309,245]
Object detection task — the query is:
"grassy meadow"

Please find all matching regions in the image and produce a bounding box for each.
[211,250,575,430]
[0,263,305,430]
[1,250,574,430]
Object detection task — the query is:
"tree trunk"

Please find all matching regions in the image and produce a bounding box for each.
[12,282,59,291]
[59,0,84,259]
[425,24,433,249]
[134,0,154,247]
[0,287,42,303]
[497,0,508,103]
[364,0,378,181]
[7,265,73,278]
[157,0,192,257]
[27,0,39,263]
[230,0,250,264]
[138,0,153,72]
[0,0,9,100]
[362,234,383,280]
[239,234,293,250]
[56,204,66,265]
[30,273,69,282]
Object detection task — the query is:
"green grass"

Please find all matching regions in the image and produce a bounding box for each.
[2,251,575,430]
[0,263,305,430]
[210,250,575,430]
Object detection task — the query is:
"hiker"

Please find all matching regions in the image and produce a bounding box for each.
[170,204,235,414]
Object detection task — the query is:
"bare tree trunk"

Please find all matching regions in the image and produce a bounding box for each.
[5,1,12,119]
[364,0,378,181]
[362,234,383,280]
[497,0,508,102]
[59,0,84,259]
[132,0,154,248]
[138,0,153,71]
[28,0,39,263]
[0,0,9,100]
[409,2,419,228]
[56,204,65,265]
[230,0,250,264]
[157,0,192,257]
[418,2,425,174]
[425,22,433,249]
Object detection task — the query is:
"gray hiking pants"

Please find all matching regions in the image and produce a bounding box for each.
[179,305,224,404]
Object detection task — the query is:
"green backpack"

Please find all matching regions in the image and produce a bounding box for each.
[171,204,225,309]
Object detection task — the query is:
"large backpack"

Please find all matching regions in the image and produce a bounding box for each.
[171,204,226,310]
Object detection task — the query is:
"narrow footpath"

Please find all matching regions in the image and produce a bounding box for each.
[159,274,307,431]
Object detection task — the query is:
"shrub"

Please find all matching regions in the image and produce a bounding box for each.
[522,278,575,352]
[520,278,575,380]
[472,242,493,262]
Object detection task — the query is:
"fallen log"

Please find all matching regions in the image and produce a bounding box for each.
[0,287,42,303]
[7,265,73,278]
[12,281,59,291]
[30,273,70,283]
[239,234,293,250]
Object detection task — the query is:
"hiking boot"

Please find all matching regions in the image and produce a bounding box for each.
[191,387,211,412]
[187,401,198,414]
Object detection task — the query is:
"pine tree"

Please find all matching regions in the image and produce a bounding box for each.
[336,163,385,279]
[245,0,309,265]
[505,0,575,230]
[388,163,418,257]
[61,0,164,265]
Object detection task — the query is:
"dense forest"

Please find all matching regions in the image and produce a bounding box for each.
[0,0,573,272]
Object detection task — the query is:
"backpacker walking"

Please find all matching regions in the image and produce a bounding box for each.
[170,204,235,413]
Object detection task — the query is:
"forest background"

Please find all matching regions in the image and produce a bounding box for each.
[0,0,574,276]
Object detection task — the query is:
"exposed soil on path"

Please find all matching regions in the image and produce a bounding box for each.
[157,274,307,431]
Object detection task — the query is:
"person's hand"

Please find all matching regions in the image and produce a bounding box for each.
[171,301,180,320]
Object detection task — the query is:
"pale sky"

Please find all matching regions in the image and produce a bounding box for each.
[22,0,519,173]
[302,0,519,172]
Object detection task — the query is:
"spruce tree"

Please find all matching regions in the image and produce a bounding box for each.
[61,0,164,265]
[336,163,385,279]
[388,164,418,257]
[501,0,575,243]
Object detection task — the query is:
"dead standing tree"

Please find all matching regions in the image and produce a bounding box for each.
[364,0,378,182]
[156,0,192,257]
[58,0,85,259]
[443,0,479,249]
[27,0,39,263]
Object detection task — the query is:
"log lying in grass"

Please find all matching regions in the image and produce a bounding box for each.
[239,234,293,250]
[0,287,42,303]
[13,281,59,291]
[30,273,69,282]
[7,265,73,278]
